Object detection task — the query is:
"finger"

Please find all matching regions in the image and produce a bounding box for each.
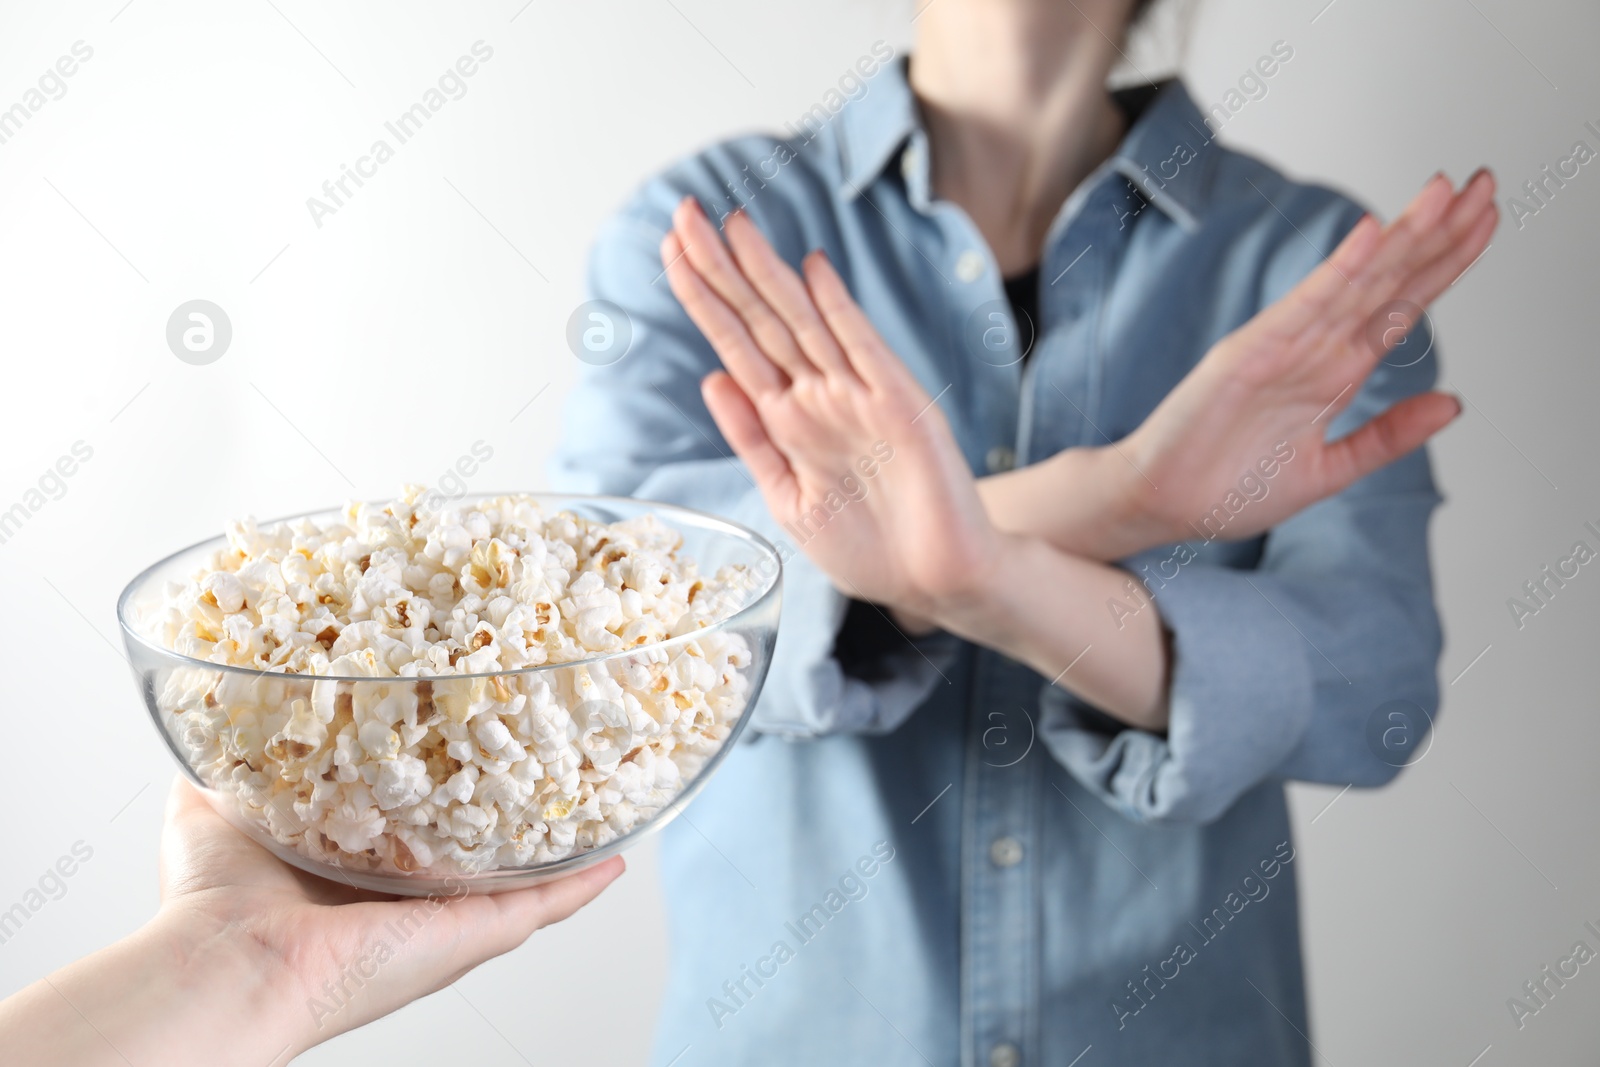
[1369,170,1495,311]
[702,370,798,499]
[160,777,244,884]
[160,776,323,901]
[662,231,787,397]
[1253,213,1383,338]
[1390,174,1498,312]
[484,855,626,945]
[1325,173,1460,324]
[672,198,814,380]
[346,855,628,992]
[723,211,856,379]
[1345,174,1495,362]
[166,772,211,822]
[1321,390,1462,490]
[801,250,927,403]
[1256,174,1470,343]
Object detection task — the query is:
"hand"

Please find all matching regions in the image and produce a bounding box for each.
[158,778,624,1054]
[661,197,1004,621]
[0,778,623,1067]
[991,170,1496,559]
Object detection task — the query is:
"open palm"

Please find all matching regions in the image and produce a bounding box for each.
[661,200,1003,616]
[1122,170,1497,543]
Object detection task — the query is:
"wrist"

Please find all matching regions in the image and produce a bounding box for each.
[917,528,1028,638]
[1069,443,1172,560]
[979,446,1164,563]
[0,904,309,1067]
[142,902,311,1063]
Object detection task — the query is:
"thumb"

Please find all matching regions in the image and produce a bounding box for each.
[1322,390,1461,491]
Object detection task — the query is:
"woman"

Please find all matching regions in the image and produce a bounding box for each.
[554,0,1496,1062]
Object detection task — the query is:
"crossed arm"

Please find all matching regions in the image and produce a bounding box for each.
[659,169,1498,733]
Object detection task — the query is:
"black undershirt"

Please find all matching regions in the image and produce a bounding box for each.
[1002,265,1041,366]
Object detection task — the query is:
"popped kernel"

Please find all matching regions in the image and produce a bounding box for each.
[147,488,758,877]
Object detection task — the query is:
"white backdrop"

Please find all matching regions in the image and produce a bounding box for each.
[0,1,1596,1064]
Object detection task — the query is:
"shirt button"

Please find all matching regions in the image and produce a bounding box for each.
[955,249,986,283]
[989,1042,1022,1067]
[901,144,921,180]
[985,446,1015,474]
[989,836,1024,868]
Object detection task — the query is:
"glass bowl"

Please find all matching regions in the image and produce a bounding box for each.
[117,493,781,896]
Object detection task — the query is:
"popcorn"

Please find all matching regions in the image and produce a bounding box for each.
[145,488,758,877]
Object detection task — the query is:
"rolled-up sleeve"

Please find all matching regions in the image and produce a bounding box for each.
[549,174,957,740]
[1041,200,1444,825]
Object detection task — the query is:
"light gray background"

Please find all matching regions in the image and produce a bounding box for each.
[0,0,1595,1064]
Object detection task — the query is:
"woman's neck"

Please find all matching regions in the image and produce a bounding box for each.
[910,0,1135,274]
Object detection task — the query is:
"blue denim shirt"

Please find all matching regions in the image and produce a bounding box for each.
[551,59,1442,1067]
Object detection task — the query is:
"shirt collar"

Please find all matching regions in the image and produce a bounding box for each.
[835,56,921,197]
[836,57,1218,231]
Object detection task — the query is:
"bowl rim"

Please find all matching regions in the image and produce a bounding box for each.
[116,490,784,683]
